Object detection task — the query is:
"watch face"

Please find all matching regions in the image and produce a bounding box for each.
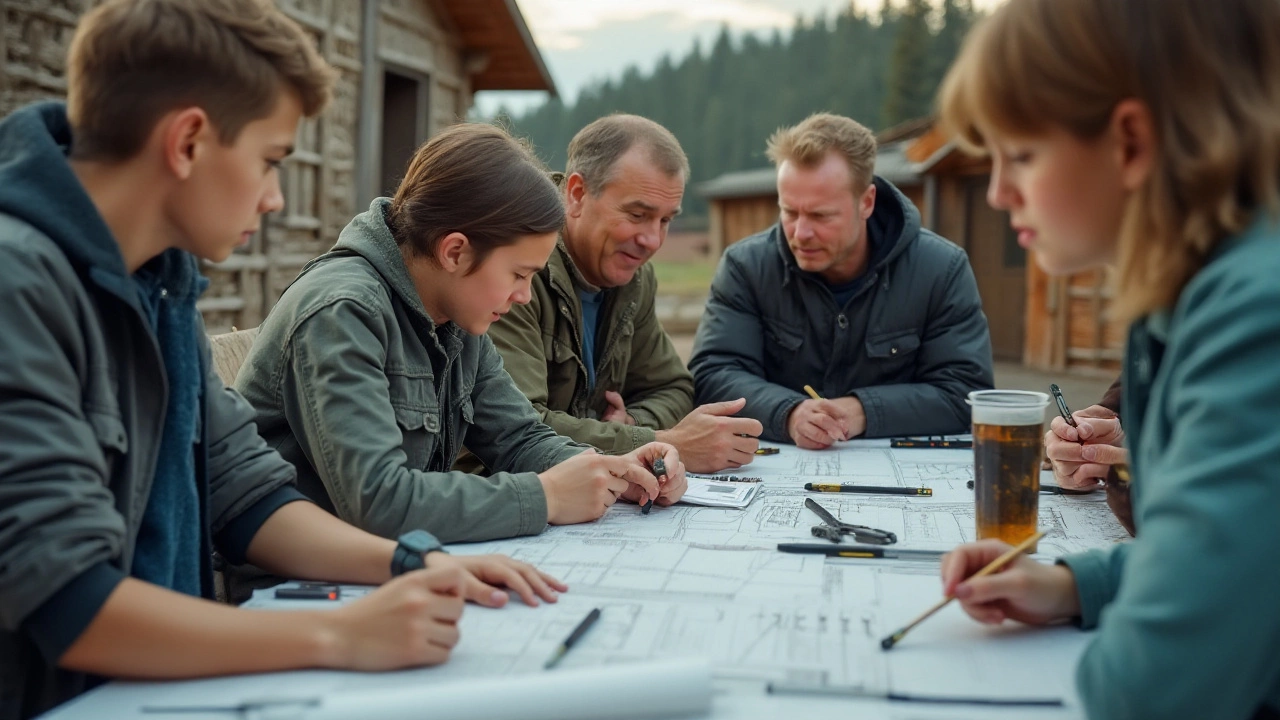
[401,530,441,554]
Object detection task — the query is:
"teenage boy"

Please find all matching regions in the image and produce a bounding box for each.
[0,2,559,718]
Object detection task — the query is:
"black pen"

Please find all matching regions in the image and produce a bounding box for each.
[805,482,932,497]
[1050,383,1078,428]
[642,458,666,515]
[890,437,973,449]
[544,607,601,669]
[767,682,1063,706]
[777,543,945,560]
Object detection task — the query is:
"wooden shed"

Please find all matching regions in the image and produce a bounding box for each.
[912,128,1123,375]
[0,0,556,332]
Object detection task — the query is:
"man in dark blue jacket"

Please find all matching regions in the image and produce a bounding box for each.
[690,114,994,447]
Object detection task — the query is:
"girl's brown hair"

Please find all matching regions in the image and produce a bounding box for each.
[939,0,1280,322]
[389,124,564,271]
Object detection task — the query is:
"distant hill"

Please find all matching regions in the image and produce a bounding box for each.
[494,0,978,225]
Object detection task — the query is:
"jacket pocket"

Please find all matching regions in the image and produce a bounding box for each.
[86,408,129,463]
[549,338,584,406]
[387,373,441,470]
[763,320,804,374]
[86,408,128,481]
[865,329,921,377]
[765,321,804,352]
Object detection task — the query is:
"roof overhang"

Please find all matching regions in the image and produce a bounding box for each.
[438,0,558,95]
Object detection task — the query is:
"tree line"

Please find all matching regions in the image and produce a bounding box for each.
[492,0,978,225]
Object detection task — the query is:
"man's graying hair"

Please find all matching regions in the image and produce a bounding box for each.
[565,114,689,195]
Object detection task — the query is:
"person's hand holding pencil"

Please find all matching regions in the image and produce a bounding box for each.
[787,385,865,449]
[938,537,1081,627]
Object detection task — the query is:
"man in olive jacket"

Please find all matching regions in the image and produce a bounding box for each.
[482,115,763,472]
[690,114,993,447]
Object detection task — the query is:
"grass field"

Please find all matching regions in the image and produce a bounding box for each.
[650,259,717,296]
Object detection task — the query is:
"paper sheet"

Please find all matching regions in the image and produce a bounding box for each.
[311,658,711,720]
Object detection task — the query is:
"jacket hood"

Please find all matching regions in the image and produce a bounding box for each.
[774,175,920,276]
[326,197,437,323]
[0,102,203,308]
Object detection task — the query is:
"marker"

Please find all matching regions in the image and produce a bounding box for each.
[805,482,932,497]
[642,458,666,515]
[777,543,945,560]
[544,607,601,669]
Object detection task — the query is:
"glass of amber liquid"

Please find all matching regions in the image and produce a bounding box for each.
[969,390,1050,551]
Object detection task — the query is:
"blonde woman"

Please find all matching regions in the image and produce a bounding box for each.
[935,0,1280,718]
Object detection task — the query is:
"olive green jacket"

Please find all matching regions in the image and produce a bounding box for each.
[237,199,585,544]
[481,244,694,456]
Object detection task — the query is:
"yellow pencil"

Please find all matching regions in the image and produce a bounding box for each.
[879,530,1047,650]
[803,384,823,401]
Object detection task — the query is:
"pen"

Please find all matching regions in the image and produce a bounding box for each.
[890,438,973,449]
[687,472,762,483]
[766,682,1063,707]
[805,482,932,497]
[1050,383,1078,428]
[777,543,945,560]
[642,458,666,515]
[543,607,601,669]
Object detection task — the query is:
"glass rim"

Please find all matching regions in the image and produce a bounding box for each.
[966,389,1051,408]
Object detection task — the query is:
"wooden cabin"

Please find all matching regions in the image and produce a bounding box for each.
[0,0,556,332]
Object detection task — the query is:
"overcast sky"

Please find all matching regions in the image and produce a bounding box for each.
[474,0,1003,116]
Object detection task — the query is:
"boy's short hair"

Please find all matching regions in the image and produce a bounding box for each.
[766,113,877,192]
[67,0,336,161]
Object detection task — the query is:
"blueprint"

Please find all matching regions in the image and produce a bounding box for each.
[50,442,1114,720]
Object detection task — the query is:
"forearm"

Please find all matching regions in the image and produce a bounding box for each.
[626,385,694,431]
[853,382,971,437]
[60,577,339,678]
[246,501,395,585]
[537,404,656,454]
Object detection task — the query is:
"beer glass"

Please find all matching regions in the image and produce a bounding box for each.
[969,390,1050,549]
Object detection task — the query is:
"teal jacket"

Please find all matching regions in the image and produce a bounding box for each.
[236,199,586,543]
[1060,220,1280,720]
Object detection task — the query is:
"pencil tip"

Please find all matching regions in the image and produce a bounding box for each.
[880,632,900,650]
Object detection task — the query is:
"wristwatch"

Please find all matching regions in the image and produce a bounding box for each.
[390,529,445,577]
